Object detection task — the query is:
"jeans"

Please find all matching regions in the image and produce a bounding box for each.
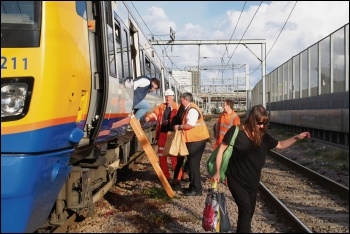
[134,100,150,120]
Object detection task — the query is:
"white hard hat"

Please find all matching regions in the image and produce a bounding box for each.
[164,89,175,96]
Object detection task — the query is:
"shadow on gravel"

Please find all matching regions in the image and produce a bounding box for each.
[103,186,200,233]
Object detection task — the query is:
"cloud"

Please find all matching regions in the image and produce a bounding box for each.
[133,1,349,89]
[143,7,176,35]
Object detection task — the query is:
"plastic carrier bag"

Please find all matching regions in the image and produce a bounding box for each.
[217,192,231,232]
[207,126,239,181]
[202,181,220,232]
[202,182,232,233]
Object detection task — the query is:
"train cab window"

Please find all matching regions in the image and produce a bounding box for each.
[1,1,41,48]
[76,1,87,19]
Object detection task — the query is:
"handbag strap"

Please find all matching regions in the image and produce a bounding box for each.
[229,126,239,146]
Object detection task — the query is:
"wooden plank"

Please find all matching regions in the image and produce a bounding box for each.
[129,115,175,198]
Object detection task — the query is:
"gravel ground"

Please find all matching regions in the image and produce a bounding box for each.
[67,119,349,233]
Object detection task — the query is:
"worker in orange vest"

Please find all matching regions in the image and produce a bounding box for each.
[213,99,241,149]
[145,89,179,180]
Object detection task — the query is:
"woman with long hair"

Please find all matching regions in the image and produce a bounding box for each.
[212,104,310,232]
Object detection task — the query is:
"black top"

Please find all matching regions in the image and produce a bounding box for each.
[222,126,278,192]
[160,105,171,132]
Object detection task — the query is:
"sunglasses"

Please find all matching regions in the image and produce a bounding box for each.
[257,121,268,125]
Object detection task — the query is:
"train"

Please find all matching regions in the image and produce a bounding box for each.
[1,1,204,232]
[251,23,349,147]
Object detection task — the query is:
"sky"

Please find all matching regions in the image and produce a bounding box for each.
[127,1,349,90]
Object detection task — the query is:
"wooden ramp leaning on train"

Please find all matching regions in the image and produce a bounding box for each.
[130,115,175,198]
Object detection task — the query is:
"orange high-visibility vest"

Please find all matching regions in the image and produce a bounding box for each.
[182,103,210,143]
[214,111,240,149]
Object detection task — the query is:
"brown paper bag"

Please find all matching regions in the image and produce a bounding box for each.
[163,130,189,156]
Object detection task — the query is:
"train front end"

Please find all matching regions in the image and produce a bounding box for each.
[1,1,91,232]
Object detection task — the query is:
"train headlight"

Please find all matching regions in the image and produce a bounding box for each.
[1,84,26,114]
[1,77,34,121]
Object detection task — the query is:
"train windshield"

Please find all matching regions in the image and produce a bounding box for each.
[1,1,41,48]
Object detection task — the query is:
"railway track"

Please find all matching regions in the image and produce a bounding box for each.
[260,150,349,233]
[64,116,348,233]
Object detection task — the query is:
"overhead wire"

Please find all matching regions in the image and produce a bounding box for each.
[129,1,181,70]
[130,1,298,86]
[213,1,247,86]
[221,1,247,60]
[249,1,298,75]
[213,1,262,81]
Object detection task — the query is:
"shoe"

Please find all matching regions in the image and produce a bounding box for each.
[171,179,180,186]
[183,188,202,196]
[181,173,189,182]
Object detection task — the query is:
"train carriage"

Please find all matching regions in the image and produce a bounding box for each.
[1,1,200,232]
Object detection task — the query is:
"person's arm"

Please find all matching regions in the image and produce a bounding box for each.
[177,123,195,131]
[144,112,157,122]
[144,106,160,122]
[213,143,228,182]
[175,108,198,131]
[133,78,150,90]
[275,132,310,149]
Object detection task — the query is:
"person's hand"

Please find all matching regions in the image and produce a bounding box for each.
[212,172,220,182]
[145,116,150,122]
[296,132,310,140]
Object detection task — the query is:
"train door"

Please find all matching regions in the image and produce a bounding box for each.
[75,1,107,149]
[76,1,121,150]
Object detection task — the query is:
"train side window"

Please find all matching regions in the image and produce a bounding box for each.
[145,56,151,77]
[140,49,145,76]
[114,21,123,83]
[76,1,87,20]
[121,29,131,79]
[107,24,117,78]
[155,69,162,96]
[105,2,116,78]
[151,63,156,80]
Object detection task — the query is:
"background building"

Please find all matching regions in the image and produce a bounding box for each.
[172,70,192,93]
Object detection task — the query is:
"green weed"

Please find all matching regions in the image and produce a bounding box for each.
[143,187,170,201]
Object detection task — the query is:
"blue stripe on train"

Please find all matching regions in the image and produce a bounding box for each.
[1,150,72,233]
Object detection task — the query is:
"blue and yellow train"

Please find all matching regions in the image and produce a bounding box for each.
[1,1,203,232]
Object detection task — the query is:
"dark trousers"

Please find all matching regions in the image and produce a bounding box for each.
[227,178,257,233]
[173,157,185,180]
[187,139,207,191]
[173,140,206,188]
